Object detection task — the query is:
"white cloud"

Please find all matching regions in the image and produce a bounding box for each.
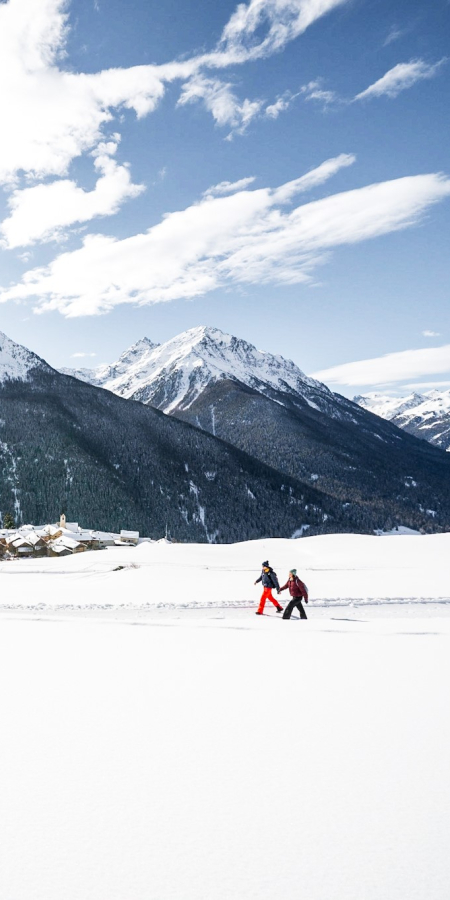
[215,0,350,64]
[71,351,97,358]
[300,80,337,105]
[0,0,174,185]
[0,0,361,273]
[0,143,144,248]
[178,75,263,135]
[354,58,447,101]
[204,177,256,197]
[179,77,302,135]
[383,25,407,47]
[422,330,441,338]
[270,152,354,202]
[312,345,450,387]
[2,159,450,318]
[265,89,301,118]
[0,0,350,187]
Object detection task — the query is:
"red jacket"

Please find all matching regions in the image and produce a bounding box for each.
[279,575,308,601]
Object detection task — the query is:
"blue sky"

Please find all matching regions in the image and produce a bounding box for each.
[0,0,449,397]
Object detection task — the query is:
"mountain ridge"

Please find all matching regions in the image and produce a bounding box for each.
[59,326,450,534]
[0,330,368,541]
[355,390,450,451]
[61,325,334,414]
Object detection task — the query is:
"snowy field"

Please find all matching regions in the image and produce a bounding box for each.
[1,534,450,899]
[1,531,450,611]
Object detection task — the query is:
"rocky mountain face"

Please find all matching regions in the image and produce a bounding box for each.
[355,391,450,452]
[0,332,366,542]
[61,326,450,534]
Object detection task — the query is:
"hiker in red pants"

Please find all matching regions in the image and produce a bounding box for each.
[254,561,283,615]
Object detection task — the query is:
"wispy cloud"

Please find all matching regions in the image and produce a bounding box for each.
[265,90,299,119]
[71,351,97,358]
[312,345,450,387]
[422,330,441,338]
[178,75,263,135]
[179,78,302,135]
[0,0,353,252]
[0,0,350,187]
[204,177,256,198]
[383,24,408,46]
[354,58,447,101]
[2,159,450,319]
[300,80,337,106]
[213,0,350,64]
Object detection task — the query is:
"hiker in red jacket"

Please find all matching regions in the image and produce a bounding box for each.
[278,568,308,619]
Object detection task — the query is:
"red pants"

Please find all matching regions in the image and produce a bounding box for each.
[258,587,282,614]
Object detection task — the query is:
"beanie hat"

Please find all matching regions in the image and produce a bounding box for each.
[289,568,297,575]
[262,560,269,567]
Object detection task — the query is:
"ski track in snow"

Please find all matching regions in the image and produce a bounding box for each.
[1,532,450,612]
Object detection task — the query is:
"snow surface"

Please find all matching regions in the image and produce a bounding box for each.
[2,532,450,609]
[2,532,450,899]
[1,615,449,899]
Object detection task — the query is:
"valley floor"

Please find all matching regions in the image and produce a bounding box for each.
[1,534,449,899]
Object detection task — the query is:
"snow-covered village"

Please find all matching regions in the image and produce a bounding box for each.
[0,514,142,558]
[1,1,450,899]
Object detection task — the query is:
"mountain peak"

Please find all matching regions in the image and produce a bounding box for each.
[61,324,331,413]
[127,336,159,352]
[0,331,50,384]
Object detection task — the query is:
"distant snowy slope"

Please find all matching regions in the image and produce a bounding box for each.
[59,365,99,384]
[0,331,51,383]
[355,391,450,451]
[60,338,159,387]
[355,392,427,420]
[62,326,331,413]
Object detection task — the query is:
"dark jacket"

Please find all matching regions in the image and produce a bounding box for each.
[279,575,308,601]
[256,567,280,591]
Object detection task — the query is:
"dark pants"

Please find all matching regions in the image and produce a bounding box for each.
[282,599,307,620]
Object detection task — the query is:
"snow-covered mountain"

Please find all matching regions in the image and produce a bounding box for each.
[60,325,450,534]
[60,337,159,389]
[355,391,450,451]
[61,325,343,415]
[0,331,51,384]
[2,328,343,542]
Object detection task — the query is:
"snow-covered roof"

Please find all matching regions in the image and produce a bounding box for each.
[26,532,46,546]
[50,536,81,551]
[12,537,33,548]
